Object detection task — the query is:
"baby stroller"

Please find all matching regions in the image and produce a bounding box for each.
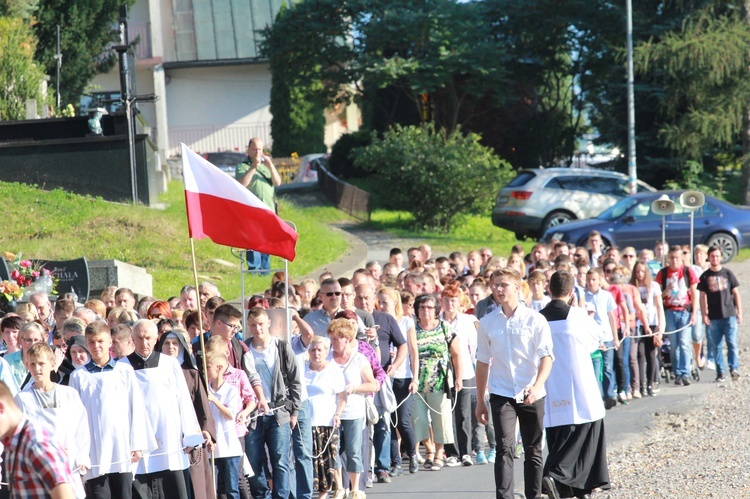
[659,336,700,383]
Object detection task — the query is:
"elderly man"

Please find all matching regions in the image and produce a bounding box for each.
[198,281,220,310]
[179,285,198,312]
[120,320,204,499]
[236,137,282,273]
[29,291,55,329]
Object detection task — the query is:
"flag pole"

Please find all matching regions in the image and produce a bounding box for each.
[189,237,216,488]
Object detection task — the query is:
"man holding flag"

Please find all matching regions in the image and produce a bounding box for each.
[235,138,283,273]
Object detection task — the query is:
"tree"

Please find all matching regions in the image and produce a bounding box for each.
[0,16,49,120]
[633,2,750,203]
[260,0,508,133]
[352,124,513,231]
[33,0,135,108]
[266,5,326,156]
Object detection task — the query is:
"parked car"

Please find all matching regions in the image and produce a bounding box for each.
[293,154,327,184]
[491,168,656,238]
[202,151,247,176]
[540,191,750,262]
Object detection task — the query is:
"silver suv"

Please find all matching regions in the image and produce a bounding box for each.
[491,168,655,239]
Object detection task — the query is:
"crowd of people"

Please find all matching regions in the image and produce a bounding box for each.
[0,231,741,499]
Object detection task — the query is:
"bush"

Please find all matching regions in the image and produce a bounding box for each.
[328,130,373,179]
[352,124,513,231]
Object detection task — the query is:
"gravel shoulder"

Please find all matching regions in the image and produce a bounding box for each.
[599,259,750,498]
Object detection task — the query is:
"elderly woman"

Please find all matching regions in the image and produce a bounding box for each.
[156,329,216,499]
[305,335,347,499]
[327,318,379,499]
[413,293,462,471]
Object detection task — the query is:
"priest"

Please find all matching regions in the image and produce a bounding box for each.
[121,320,205,499]
[539,271,610,499]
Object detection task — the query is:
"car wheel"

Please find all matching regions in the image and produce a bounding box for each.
[706,233,738,263]
[542,211,575,233]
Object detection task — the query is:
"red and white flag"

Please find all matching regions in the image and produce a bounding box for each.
[181,143,298,261]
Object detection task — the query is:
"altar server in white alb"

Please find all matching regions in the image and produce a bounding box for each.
[538,271,610,499]
[68,321,156,499]
[120,320,205,499]
[15,342,91,498]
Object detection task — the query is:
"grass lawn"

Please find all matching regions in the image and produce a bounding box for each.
[0,181,350,299]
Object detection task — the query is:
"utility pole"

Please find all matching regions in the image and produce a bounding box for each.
[54,25,62,109]
[626,0,637,195]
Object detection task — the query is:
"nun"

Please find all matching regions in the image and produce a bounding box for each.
[539,271,611,499]
[156,327,217,499]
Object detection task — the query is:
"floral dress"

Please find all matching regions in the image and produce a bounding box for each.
[415,320,455,394]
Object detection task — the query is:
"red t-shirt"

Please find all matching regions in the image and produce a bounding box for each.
[656,266,698,310]
[606,285,625,329]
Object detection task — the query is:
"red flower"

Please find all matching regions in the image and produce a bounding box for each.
[19,260,31,269]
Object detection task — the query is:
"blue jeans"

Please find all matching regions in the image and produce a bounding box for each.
[620,335,631,393]
[373,413,391,473]
[665,309,692,378]
[246,415,292,499]
[602,341,615,400]
[215,456,241,499]
[339,418,365,473]
[246,250,271,273]
[708,316,739,375]
[290,400,313,499]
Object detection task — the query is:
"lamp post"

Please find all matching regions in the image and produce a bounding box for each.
[626,0,638,195]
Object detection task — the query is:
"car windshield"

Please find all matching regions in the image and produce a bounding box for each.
[597,196,639,220]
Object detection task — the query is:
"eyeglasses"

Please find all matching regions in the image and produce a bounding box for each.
[219,319,241,332]
[324,291,342,297]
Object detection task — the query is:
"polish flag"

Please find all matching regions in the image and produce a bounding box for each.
[181,143,298,261]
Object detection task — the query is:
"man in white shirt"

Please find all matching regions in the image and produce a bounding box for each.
[475,268,554,499]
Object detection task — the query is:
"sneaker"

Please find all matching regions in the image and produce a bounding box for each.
[347,491,366,499]
[376,470,391,483]
[542,476,561,499]
[604,397,617,410]
[626,392,633,400]
[409,455,419,474]
[632,390,642,399]
[682,376,691,386]
[707,360,716,371]
[652,383,661,393]
[331,489,347,499]
[461,454,473,467]
[647,386,657,397]
[674,377,684,386]
[716,374,727,382]
[617,392,629,405]
[475,451,488,464]
[444,456,461,467]
[487,448,497,463]
[390,465,403,477]
[366,471,373,488]
[416,453,425,464]
[731,370,740,381]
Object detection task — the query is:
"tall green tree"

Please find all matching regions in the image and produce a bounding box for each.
[633,2,750,203]
[0,16,49,120]
[265,4,326,156]
[33,0,135,108]
[260,0,508,133]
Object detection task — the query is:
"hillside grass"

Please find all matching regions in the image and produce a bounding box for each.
[0,181,351,299]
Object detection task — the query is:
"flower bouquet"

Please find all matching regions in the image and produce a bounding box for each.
[0,280,22,314]
[8,255,57,299]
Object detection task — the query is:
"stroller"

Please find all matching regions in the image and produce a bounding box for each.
[660,336,700,383]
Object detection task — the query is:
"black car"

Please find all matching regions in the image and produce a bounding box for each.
[540,191,750,262]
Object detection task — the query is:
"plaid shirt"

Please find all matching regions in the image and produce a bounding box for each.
[1,417,76,498]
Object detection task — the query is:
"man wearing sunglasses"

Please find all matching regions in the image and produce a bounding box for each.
[304,278,363,336]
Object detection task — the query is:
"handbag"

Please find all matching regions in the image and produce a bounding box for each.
[365,396,379,425]
[375,376,398,414]
[440,322,456,401]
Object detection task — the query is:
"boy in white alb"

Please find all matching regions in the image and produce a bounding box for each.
[15,342,90,498]
[68,321,155,499]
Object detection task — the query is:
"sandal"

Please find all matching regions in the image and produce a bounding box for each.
[431,458,444,471]
[424,452,434,470]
